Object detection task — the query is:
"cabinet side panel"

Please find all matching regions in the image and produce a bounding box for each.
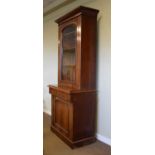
[81,14,97,89]
[72,92,97,141]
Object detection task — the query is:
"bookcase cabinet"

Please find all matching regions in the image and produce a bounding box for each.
[49,6,99,148]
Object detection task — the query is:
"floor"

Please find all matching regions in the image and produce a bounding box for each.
[43,113,111,155]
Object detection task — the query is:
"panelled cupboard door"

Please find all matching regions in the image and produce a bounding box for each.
[53,97,73,138]
[58,17,81,89]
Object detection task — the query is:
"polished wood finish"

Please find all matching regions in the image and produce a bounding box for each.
[49,85,97,148]
[49,6,99,148]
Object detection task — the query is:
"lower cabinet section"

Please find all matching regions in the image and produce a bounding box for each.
[49,86,96,148]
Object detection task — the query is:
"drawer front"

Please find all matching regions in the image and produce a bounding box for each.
[50,87,70,101]
[53,97,73,137]
[57,91,70,101]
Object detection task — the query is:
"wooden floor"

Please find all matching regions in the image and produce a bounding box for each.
[43,113,111,155]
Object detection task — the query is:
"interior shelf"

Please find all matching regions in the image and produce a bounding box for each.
[63,31,76,36]
[63,65,75,67]
[63,48,75,52]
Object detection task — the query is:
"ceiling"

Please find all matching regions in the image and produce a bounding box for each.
[43,0,56,8]
[43,0,76,15]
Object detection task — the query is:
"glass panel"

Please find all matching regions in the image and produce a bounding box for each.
[61,25,76,82]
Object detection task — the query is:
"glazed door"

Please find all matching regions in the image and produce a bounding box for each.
[58,17,81,89]
[61,24,76,82]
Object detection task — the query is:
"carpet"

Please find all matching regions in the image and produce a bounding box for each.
[43,113,111,155]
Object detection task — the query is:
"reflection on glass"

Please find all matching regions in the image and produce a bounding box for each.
[61,25,76,82]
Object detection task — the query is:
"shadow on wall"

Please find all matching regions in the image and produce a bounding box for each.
[43,99,46,109]
[96,15,102,88]
[96,15,102,131]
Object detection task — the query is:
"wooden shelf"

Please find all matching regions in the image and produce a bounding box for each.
[63,48,75,52]
[63,65,75,67]
[63,31,76,36]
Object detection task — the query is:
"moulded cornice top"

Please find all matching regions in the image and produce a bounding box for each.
[55,6,99,24]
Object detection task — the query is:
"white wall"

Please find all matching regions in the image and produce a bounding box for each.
[43,19,58,114]
[43,0,111,143]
